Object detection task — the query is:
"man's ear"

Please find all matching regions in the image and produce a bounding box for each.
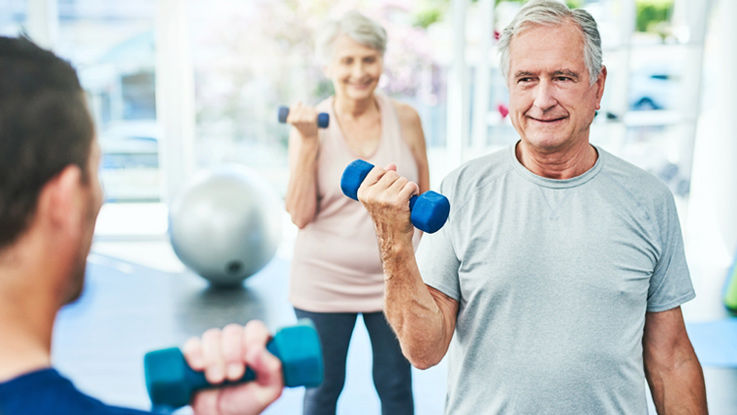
[36,165,85,232]
[595,65,607,108]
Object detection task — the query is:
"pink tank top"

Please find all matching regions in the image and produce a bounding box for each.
[289,94,420,312]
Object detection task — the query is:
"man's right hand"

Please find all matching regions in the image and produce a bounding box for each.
[182,321,284,415]
[356,163,419,250]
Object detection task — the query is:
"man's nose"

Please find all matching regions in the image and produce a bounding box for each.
[532,80,557,111]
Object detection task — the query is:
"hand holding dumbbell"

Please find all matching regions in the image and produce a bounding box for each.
[144,320,323,411]
[278,105,329,128]
[341,159,450,233]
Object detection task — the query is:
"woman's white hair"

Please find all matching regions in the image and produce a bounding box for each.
[498,0,603,84]
[316,11,387,63]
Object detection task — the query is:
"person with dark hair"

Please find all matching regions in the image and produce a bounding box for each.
[0,36,284,415]
[354,1,707,413]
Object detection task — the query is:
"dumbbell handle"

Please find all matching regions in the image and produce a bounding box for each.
[340,159,450,233]
[144,321,323,410]
[278,106,329,128]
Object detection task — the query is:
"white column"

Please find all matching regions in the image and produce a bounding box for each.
[446,0,469,166]
[687,0,737,265]
[671,0,713,175]
[26,0,58,49]
[471,0,494,150]
[155,0,196,202]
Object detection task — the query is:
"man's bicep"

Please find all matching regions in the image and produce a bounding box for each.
[428,284,459,349]
[643,306,690,360]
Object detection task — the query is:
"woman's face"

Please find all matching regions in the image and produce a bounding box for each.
[326,34,383,101]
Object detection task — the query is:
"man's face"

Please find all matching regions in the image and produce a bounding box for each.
[506,22,605,153]
[65,138,103,304]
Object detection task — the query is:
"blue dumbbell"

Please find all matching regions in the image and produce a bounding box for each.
[340,159,450,233]
[144,320,323,410]
[278,106,329,128]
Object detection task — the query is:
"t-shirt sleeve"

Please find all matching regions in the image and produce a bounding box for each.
[417,178,462,301]
[646,191,695,312]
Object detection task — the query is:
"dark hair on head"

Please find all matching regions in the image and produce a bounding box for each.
[0,36,94,249]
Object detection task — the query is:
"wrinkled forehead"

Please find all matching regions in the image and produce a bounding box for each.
[508,22,586,70]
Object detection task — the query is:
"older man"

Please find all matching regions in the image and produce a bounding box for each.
[357,1,707,413]
[0,36,283,415]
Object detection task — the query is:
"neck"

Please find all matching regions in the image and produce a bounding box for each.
[0,312,54,382]
[333,94,377,119]
[516,139,597,179]
[0,248,60,382]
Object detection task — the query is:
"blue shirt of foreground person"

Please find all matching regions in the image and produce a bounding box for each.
[0,36,283,415]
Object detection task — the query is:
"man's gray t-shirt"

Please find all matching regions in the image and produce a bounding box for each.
[417,144,695,414]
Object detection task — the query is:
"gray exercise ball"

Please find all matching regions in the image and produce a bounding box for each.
[168,166,282,287]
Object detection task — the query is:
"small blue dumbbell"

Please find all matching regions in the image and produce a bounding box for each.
[340,159,450,233]
[144,320,323,410]
[278,106,329,128]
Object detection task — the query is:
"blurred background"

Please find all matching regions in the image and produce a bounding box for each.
[2,0,736,413]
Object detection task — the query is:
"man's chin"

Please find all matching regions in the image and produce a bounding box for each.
[62,269,86,305]
[523,135,568,152]
[62,285,84,306]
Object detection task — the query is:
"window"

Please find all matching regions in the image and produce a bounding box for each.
[57,0,158,202]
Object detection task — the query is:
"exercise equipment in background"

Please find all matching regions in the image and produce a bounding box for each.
[725,252,737,313]
[340,159,450,234]
[278,105,329,128]
[168,166,281,287]
[686,319,737,367]
[144,320,324,410]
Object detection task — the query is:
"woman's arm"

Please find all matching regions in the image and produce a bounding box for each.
[284,103,321,229]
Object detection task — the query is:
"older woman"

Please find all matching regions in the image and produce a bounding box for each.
[284,11,429,415]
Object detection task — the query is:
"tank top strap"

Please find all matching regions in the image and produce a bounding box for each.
[373,93,404,162]
[315,96,351,162]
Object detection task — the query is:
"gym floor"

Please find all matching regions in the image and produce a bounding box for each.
[54,212,737,414]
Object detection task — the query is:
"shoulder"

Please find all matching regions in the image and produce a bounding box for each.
[384,96,426,153]
[598,147,672,200]
[596,147,678,225]
[392,99,421,124]
[0,368,151,415]
[441,147,511,200]
[384,97,422,132]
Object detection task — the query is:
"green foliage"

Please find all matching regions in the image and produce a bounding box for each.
[412,0,449,29]
[635,0,674,33]
[414,7,444,29]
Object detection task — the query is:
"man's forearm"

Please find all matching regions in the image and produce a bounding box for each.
[381,240,453,369]
[647,351,707,414]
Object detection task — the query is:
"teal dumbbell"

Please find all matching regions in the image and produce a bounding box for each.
[340,159,450,233]
[144,320,323,410]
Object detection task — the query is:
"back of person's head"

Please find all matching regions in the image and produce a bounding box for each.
[316,11,387,64]
[0,36,94,249]
[498,0,602,84]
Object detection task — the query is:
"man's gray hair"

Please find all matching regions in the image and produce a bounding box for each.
[316,11,387,64]
[498,0,603,84]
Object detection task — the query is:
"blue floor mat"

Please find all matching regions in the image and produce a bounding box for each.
[686,319,737,367]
